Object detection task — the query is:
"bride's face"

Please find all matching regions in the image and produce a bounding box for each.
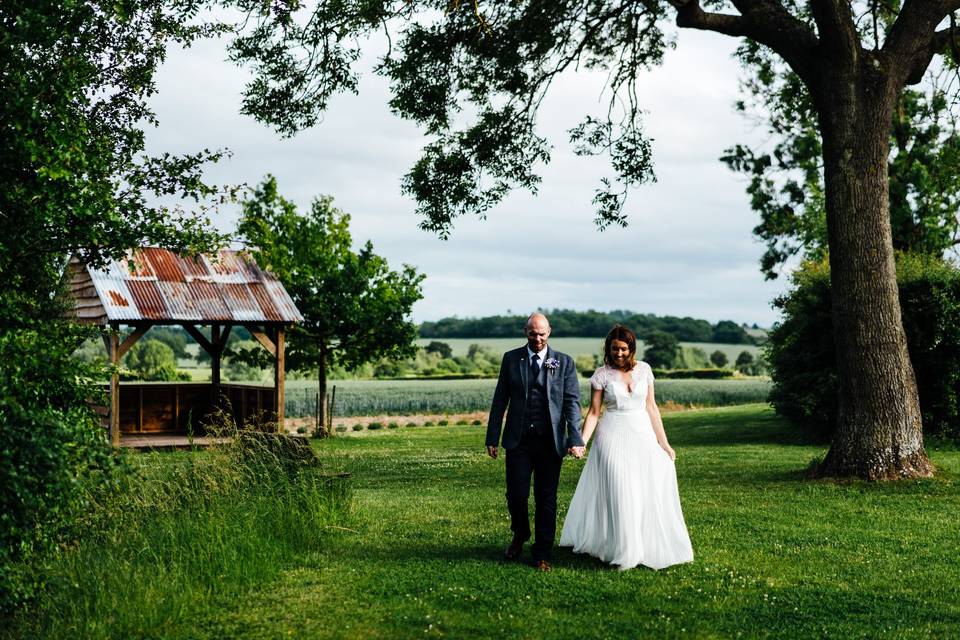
[609,339,631,368]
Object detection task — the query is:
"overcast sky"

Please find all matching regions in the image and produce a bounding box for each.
[145,26,791,327]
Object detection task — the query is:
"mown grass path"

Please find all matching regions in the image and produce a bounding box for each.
[201,405,960,639]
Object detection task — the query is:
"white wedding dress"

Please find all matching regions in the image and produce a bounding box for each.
[560,363,694,570]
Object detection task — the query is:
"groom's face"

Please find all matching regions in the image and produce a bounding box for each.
[525,318,551,352]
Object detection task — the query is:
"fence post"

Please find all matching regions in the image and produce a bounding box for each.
[327,385,337,435]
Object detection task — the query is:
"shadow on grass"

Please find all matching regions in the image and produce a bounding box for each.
[666,407,822,448]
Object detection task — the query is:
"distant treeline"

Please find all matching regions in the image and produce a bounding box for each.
[419,310,759,345]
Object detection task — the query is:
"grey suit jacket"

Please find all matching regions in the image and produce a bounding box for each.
[485,345,584,458]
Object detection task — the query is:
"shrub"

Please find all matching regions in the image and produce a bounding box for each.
[335,425,348,433]
[455,419,468,425]
[367,422,383,430]
[768,255,960,441]
[654,368,734,380]
[387,422,399,429]
[405,422,417,427]
[296,426,308,434]
[1,324,116,612]
[710,350,729,368]
[472,419,482,426]
[423,421,434,426]
[438,419,449,426]
[642,330,678,369]
[352,424,364,431]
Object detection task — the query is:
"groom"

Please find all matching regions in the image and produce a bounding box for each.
[486,313,585,571]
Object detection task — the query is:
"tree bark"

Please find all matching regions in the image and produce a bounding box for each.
[813,59,933,480]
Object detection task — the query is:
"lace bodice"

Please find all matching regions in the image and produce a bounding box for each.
[589,363,655,412]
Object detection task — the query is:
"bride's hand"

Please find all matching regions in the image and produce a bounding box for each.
[661,443,676,461]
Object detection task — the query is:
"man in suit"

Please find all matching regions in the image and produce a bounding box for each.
[486,313,585,571]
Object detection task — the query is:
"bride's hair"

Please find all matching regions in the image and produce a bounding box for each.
[604,324,638,371]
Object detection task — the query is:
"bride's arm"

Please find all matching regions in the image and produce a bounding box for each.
[646,383,676,461]
[580,388,604,444]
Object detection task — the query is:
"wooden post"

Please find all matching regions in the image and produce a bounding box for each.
[108,327,120,447]
[274,325,286,432]
[211,324,221,409]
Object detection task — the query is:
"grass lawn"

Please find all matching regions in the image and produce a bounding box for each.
[194,404,960,639]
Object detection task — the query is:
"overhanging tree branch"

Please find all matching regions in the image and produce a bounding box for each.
[669,0,819,84]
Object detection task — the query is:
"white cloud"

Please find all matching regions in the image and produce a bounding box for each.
[144,26,790,327]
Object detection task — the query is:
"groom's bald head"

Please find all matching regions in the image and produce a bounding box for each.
[525,313,551,352]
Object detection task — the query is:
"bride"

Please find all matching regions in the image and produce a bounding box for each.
[560,324,694,570]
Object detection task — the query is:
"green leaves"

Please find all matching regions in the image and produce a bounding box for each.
[226,0,672,233]
[1,0,231,326]
[237,175,425,376]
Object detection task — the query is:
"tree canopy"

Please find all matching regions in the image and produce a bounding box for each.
[419,310,756,344]
[1,0,232,326]
[236,176,425,434]
[223,0,960,479]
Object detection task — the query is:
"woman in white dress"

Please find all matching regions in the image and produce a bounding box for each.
[560,324,694,570]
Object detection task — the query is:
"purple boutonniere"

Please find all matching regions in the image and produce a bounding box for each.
[544,357,560,370]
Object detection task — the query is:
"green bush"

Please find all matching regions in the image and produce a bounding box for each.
[352,424,364,431]
[368,422,383,430]
[387,422,399,429]
[423,421,434,427]
[335,425,348,433]
[472,419,482,426]
[768,255,960,441]
[653,368,734,380]
[405,422,417,427]
[0,324,116,612]
[438,419,449,426]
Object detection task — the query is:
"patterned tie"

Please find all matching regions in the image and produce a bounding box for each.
[530,353,541,379]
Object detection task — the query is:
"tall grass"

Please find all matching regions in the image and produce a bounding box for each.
[5,417,350,640]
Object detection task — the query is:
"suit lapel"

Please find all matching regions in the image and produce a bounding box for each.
[519,348,529,394]
[544,346,554,403]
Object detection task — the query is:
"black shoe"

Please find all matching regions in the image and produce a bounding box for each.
[504,538,526,560]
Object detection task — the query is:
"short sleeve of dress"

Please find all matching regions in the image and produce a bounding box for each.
[589,366,607,391]
[643,361,655,387]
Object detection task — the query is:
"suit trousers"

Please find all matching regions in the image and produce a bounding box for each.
[504,428,563,561]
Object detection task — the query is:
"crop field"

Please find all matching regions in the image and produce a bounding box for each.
[415,337,761,361]
[283,378,772,418]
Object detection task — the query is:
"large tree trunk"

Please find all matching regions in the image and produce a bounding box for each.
[814,66,933,480]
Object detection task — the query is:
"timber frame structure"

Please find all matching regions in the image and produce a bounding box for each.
[66,248,303,446]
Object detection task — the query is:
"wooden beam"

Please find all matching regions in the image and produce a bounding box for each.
[108,329,120,447]
[246,324,277,358]
[216,323,233,350]
[117,325,149,360]
[274,326,286,432]
[211,324,222,408]
[182,324,214,355]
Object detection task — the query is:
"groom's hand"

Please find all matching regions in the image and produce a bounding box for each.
[568,446,585,459]
[486,445,498,459]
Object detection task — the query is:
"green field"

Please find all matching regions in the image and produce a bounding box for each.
[283,378,773,417]
[416,337,761,361]
[15,404,958,639]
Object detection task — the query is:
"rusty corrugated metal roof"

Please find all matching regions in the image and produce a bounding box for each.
[71,248,303,324]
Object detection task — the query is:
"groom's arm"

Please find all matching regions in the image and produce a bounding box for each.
[561,355,585,449]
[485,353,511,455]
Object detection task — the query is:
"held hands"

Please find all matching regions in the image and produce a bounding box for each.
[567,446,586,459]
[660,443,676,462]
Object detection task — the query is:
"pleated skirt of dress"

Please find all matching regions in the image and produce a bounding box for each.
[559,409,694,570]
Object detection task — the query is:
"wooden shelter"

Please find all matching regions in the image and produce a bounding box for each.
[66,247,303,446]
